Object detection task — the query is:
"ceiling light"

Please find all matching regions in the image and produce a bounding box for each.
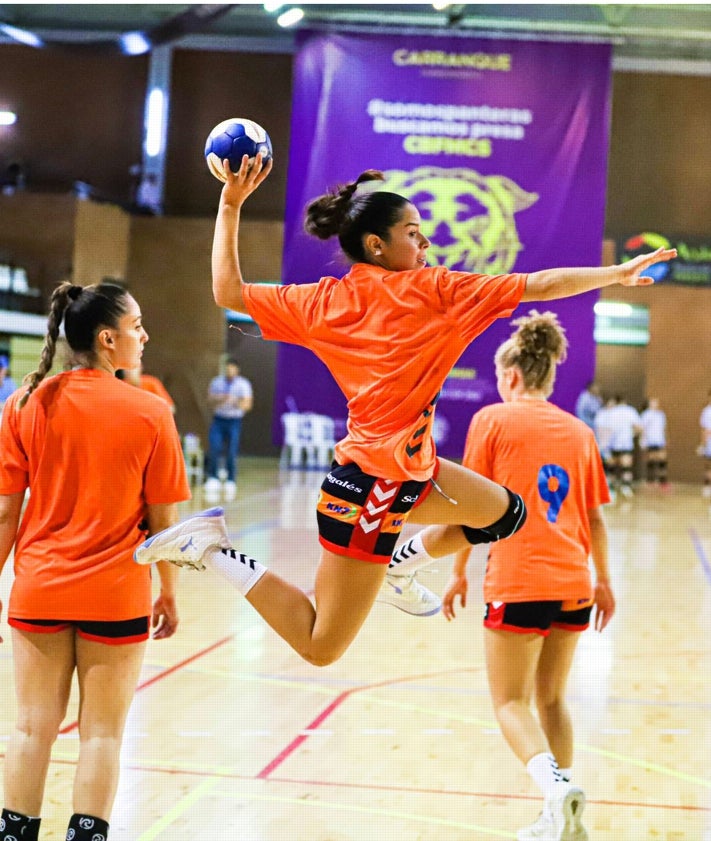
[432,1,452,9]
[277,7,304,27]
[145,89,164,157]
[0,111,17,126]
[119,31,152,55]
[0,23,44,48]
[263,1,286,12]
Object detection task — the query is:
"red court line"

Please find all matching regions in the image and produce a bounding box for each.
[0,754,705,814]
[58,634,235,734]
[255,666,479,779]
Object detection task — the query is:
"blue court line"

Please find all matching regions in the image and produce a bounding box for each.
[689,528,711,585]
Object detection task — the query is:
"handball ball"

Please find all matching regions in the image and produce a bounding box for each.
[204,118,273,182]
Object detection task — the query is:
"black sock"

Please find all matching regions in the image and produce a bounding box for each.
[66,814,109,841]
[1,809,41,841]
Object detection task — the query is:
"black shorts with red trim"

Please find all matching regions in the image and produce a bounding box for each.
[484,598,593,636]
[317,461,435,563]
[8,616,150,645]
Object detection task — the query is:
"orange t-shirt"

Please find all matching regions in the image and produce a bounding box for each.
[0,369,191,621]
[243,264,526,481]
[462,399,610,603]
[139,373,175,409]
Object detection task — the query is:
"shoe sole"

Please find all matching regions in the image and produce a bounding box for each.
[134,507,225,565]
[560,787,587,841]
[378,597,441,617]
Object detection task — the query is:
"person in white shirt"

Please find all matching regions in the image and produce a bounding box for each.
[204,358,253,501]
[605,395,642,498]
[594,396,617,500]
[699,392,711,498]
[640,397,668,488]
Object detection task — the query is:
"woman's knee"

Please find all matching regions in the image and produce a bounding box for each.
[15,702,68,743]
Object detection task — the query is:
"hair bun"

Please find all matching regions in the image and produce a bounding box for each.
[67,285,84,301]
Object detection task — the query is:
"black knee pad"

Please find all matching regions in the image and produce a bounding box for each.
[462,488,527,546]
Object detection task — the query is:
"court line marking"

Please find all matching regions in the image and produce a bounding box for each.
[57,634,235,735]
[3,753,707,815]
[689,527,711,584]
[218,788,519,838]
[136,768,232,841]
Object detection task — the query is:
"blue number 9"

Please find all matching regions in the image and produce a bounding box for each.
[537,464,570,524]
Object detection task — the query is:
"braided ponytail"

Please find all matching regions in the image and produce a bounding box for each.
[18,281,129,409]
[18,282,79,408]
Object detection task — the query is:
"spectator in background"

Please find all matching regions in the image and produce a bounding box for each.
[699,391,711,498]
[575,381,602,431]
[117,363,175,413]
[606,394,642,499]
[204,358,253,502]
[640,397,669,488]
[594,396,617,501]
[0,355,18,415]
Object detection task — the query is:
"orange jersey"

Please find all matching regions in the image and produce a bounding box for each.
[139,373,175,409]
[243,264,526,481]
[462,399,610,602]
[0,369,191,621]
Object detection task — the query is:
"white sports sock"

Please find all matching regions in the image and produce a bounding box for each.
[204,547,267,596]
[387,532,435,576]
[526,752,564,801]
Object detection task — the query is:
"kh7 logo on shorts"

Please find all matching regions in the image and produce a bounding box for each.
[317,491,359,521]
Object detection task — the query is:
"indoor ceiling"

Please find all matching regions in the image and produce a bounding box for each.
[1,3,711,67]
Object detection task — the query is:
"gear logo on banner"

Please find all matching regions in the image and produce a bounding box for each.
[372,166,538,273]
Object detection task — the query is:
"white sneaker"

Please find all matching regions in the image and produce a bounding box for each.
[620,484,634,499]
[518,785,587,841]
[134,507,231,570]
[517,809,555,841]
[703,485,711,499]
[204,477,222,502]
[377,573,441,616]
[224,480,237,501]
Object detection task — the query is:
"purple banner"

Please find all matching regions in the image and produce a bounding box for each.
[274,32,612,457]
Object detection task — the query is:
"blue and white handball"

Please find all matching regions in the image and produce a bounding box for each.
[204,118,273,182]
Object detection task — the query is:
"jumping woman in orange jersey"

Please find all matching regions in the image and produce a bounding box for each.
[441,311,615,841]
[136,152,672,672]
[0,282,190,841]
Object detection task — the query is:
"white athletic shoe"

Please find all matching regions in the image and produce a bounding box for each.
[134,507,231,571]
[517,809,555,841]
[377,572,441,617]
[204,477,222,503]
[703,485,711,499]
[518,785,588,841]
[223,480,237,501]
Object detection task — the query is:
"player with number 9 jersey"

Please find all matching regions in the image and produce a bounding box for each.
[464,394,609,605]
[441,311,613,841]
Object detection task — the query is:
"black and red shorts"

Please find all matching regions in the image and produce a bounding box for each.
[484,597,593,637]
[316,461,436,563]
[8,616,150,645]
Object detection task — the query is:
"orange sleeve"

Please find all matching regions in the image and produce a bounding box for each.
[436,269,527,343]
[143,405,191,504]
[461,408,496,479]
[0,390,29,493]
[584,432,611,508]
[242,282,319,345]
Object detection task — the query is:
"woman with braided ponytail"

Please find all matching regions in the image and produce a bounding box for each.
[442,311,614,841]
[136,152,671,672]
[0,282,190,841]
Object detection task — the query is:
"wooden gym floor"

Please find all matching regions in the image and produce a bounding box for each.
[1,457,709,840]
